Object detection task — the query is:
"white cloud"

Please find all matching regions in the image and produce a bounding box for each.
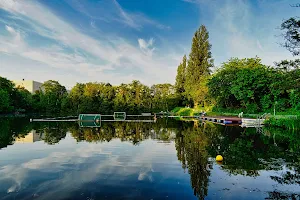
[90,20,96,28]
[188,0,296,66]
[182,0,200,3]
[0,137,177,198]
[0,0,181,88]
[0,25,24,54]
[112,0,140,29]
[66,0,170,31]
[0,24,112,81]
[257,40,264,51]
[5,25,16,34]
[138,38,155,56]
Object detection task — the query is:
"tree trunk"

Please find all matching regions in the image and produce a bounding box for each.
[194,101,198,108]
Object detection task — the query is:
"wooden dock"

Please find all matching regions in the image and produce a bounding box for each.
[168,115,252,127]
[199,116,242,125]
[241,118,265,127]
[198,116,266,127]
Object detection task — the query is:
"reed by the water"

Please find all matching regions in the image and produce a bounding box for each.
[266,115,300,130]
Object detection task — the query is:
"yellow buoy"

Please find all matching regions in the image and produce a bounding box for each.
[216,155,223,162]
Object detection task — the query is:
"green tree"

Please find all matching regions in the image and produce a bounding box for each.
[40,80,67,115]
[151,84,178,112]
[114,83,130,112]
[280,17,300,55]
[0,77,15,112]
[14,87,33,112]
[127,80,149,113]
[230,65,271,112]
[68,83,85,114]
[207,57,288,112]
[0,76,15,95]
[0,89,11,113]
[32,90,43,113]
[273,60,300,110]
[175,55,187,96]
[274,59,300,72]
[185,25,213,107]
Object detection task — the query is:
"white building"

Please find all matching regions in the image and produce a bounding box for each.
[15,130,44,143]
[12,79,43,93]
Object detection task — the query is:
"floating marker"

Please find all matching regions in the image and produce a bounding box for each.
[216,155,223,162]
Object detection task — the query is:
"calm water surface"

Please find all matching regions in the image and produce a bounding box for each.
[0,118,299,200]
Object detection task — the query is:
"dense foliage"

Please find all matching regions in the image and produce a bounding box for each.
[0,77,179,115]
[173,25,300,115]
[208,58,300,113]
[0,77,33,113]
[65,81,179,115]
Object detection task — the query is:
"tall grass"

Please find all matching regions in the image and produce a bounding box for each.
[265,116,300,130]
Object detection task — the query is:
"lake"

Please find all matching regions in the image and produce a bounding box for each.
[0,117,299,200]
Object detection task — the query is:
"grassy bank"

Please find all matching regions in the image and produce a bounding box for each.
[172,107,300,130]
[171,107,258,118]
[205,112,259,119]
[171,107,203,116]
[265,116,300,130]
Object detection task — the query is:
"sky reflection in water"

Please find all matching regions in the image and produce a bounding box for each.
[0,118,299,200]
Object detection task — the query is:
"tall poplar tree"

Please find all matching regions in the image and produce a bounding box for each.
[185,25,213,107]
[175,55,187,97]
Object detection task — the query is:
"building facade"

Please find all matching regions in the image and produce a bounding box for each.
[12,80,43,93]
[15,130,44,143]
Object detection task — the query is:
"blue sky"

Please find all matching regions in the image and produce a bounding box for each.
[0,0,298,88]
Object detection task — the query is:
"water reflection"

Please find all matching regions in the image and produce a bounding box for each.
[175,123,216,199]
[15,130,44,143]
[0,117,299,199]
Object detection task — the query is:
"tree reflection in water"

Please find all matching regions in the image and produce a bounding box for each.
[0,117,33,148]
[175,122,217,199]
[265,191,300,200]
[175,122,300,199]
[69,119,181,145]
[0,117,300,199]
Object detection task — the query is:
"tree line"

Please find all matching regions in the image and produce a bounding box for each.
[0,77,180,115]
[174,23,300,114]
[2,8,300,115]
